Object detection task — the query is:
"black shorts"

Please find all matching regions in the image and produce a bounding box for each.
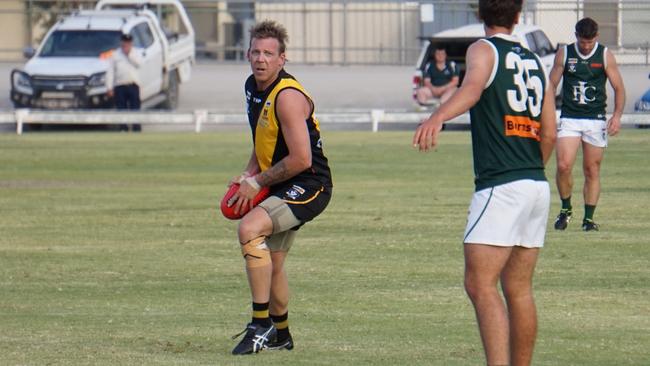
[270,182,332,224]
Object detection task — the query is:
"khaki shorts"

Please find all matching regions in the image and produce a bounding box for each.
[259,196,301,252]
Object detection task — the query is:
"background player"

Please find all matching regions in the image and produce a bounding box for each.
[549,17,626,231]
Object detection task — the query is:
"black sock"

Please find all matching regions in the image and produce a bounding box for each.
[271,312,290,341]
[252,302,272,327]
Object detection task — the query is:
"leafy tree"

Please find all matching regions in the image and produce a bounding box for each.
[29,0,92,43]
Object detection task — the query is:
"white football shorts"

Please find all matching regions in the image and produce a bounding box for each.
[463,179,550,248]
[557,117,608,148]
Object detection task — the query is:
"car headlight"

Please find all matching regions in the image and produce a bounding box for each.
[88,72,106,87]
[12,70,33,94]
[635,100,650,112]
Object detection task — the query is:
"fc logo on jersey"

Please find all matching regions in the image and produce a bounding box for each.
[572,81,596,105]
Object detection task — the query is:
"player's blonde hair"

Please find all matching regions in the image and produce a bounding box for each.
[249,20,289,54]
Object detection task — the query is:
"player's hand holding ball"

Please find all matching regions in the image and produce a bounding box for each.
[221,174,270,220]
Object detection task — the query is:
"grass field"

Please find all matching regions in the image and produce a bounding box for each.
[1,130,649,365]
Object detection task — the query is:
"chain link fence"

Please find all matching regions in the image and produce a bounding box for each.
[1,0,649,65]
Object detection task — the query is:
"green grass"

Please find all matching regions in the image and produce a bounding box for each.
[1,130,649,365]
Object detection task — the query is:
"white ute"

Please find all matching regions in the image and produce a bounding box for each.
[413,23,559,107]
[10,0,194,110]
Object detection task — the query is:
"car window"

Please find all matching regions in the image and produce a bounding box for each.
[40,30,121,57]
[532,30,554,57]
[135,22,155,48]
[525,33,538,54]
[129,28,145,48]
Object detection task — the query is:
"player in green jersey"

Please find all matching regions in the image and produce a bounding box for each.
[549,17,626,231]
[413,1,556,365]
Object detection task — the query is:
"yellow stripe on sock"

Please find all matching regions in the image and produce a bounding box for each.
[274,319,289,329]
[253,310,269,318]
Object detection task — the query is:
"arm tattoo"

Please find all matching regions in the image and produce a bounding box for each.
[256,160,292,187]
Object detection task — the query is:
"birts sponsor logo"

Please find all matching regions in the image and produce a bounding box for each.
[504,115,541,141]
[590,63,603,68]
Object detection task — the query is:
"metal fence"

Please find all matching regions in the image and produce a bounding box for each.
[1,0,650,65]
[3,109,649,135]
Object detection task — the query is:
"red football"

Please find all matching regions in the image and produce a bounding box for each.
[220,183,271,220]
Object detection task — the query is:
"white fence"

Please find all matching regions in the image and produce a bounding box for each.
[1,109,649,135]
[0,109,469,134]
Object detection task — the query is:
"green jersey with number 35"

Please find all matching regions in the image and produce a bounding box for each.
[469,34,548,191]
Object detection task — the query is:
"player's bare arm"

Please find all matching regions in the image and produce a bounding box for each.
[539,84,558,164]
[549,46,565,92]
[605,49,626,136]
[249,88,312,191]
[413,40,494,151]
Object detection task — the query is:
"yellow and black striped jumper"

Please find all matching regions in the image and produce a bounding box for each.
[244,69,332,223]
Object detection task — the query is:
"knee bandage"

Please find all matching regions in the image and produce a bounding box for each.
[240,236,271,268]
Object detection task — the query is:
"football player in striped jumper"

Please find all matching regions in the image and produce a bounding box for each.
[229,20,332,355]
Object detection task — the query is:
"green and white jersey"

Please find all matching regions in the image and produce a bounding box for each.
[425,61,459,87]
[561,43,608,120]
[469,34,548,191]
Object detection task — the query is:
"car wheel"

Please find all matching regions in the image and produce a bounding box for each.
[160,71,179,110]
